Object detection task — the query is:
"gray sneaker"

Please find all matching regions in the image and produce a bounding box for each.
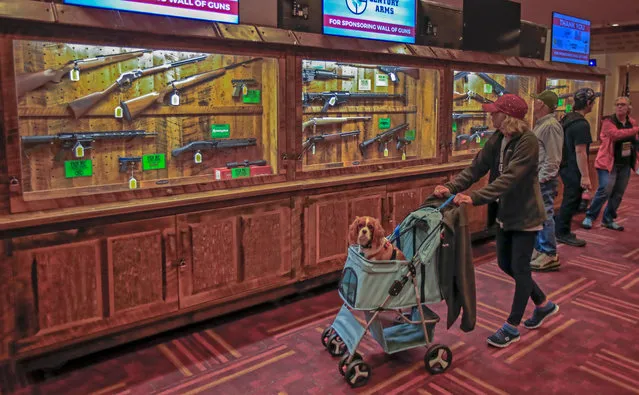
[582,217,593,229]
[531,253,560,272]
[602,221,624,231]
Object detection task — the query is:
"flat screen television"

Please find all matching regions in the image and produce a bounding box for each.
[550,12,591,66]
[63,0,240,24]
[322,0,417,44]
[462,0,521,54]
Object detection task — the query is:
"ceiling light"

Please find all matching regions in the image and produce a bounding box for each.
[612,23,620,26]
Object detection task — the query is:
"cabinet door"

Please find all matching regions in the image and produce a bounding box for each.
[446,172,489,234]
[11,217,178,356]
[386,176,447,230]
[176,199,293,309]
[300,186,385,279]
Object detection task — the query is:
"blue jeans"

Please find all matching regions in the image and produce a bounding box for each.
[586,165,631,223]
[535,179,558,256]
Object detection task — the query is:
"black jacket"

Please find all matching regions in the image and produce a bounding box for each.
[423,197,476,332]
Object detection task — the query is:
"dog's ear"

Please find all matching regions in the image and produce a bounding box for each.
[348,218,359,245]
[372,219,386,248]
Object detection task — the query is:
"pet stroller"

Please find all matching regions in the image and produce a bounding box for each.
[320,195,456,388]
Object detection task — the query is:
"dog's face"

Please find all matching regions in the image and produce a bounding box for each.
[349,216,385,249]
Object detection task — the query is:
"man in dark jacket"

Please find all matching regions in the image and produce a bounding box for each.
[434,94,559,348]
[555,88,599,247]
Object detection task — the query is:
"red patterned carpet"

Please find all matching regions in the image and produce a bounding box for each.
[4,180,639,394]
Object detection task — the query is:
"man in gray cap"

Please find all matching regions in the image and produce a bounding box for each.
[531,90,563,271]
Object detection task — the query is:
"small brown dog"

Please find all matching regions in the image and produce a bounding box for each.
[349,216,406,261]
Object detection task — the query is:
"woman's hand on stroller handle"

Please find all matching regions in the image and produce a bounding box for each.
[433,185,451,198]
[453,193,473,206]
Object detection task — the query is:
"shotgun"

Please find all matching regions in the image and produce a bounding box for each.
[68,55,208,118]
[121,58,262,121]
[16,49,151,98]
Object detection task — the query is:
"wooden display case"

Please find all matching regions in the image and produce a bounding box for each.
[0,0,608,375]
[450,69,539,157]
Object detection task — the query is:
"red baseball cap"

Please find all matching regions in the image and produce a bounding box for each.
[482,94,529,120]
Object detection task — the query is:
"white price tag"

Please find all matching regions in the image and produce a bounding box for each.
[341,66,358,77]
[358,79,372,91]
[342,81,353,91]
[114,106,123,119]
[375,74,389,87]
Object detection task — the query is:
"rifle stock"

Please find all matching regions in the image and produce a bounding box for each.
[121,92,163,121]
[68,82,120,118]
[16,50,150,98]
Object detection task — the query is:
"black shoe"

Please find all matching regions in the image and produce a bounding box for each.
[523,302,559,329]
[556,233,586,247]
[487,325,520,348]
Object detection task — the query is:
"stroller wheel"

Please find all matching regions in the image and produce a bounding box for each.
[424,344,453,374]
[321,327,334,348]
[345,360,371,388]
[338,352,362,376]
[327,333,347,356]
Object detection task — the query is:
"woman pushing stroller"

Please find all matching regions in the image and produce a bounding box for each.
[434,94,559,348]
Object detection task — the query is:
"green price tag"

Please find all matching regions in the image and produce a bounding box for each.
[483,84,493,94]
[566,104,573,113]
[452,122,458,132]
[211,124,231,138]
[231,167,251,178]
[243,89,261,104]
[558,98,565,107]
[379,118,391,129]
[405,130,416,141]
[64,160,92,178]
[142,153,166,171]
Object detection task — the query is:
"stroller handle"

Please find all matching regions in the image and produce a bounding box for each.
[437,194,456,211]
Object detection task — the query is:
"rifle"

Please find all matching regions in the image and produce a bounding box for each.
[302,68,353,83]
[121,58,262,121]
[546,85,568,90]
[454,71,470,81]
[477,72,509,96]
[302,91,406,112]
[336,63,420,82]
[299,130,360,159]
[118,157,142,173]
[395,136,412,151]
[16,49,151,98]
[68,55,208,119]
[452,112,486,120]
[226,159,267,168]
[558,91,602,100]
[359,123,409,156]
[455,134,472,149]
[21,130,158,161]
[469,126,491,141]
[302,116,371,133]
[232,79,258,97]
[453,91,493,104]
[171,138,257,158]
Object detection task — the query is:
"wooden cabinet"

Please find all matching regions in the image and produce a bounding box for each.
[176,199,294,309]
[10,217,178,357]
[386,176,447,230]
[299,187,385,280]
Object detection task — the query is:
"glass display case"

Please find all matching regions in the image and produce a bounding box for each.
[13,39,278,199]
[300,59,440,170]
[451,70,537,156]
[543,78,602,141]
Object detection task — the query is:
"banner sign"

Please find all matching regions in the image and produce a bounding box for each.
[550,12,591,66]
[64,0,239,24]
[323,0,416,44]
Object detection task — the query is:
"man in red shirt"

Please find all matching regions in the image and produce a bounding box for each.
[582,96,639,230]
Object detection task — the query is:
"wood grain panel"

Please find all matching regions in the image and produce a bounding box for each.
[0,242,14,360]
[32,240,102,333]
[189,220,237,293]
[390,189,420,227]
[316,200,349,262]
[107,230,164,313]
[242,211,285,280]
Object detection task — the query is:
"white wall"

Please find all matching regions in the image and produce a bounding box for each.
[239,0,277,27]
[591,52,639,114]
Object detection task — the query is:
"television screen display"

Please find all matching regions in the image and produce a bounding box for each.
[462,0,521,55]
[551,12,591,65]
[63,0,239,24]
[322,0,416,44]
